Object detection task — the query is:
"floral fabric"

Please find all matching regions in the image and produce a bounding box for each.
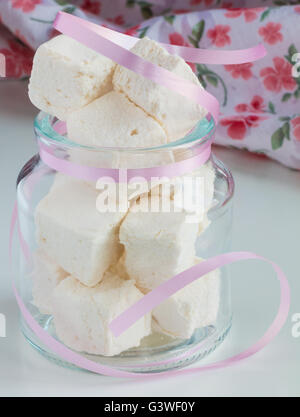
[0,0,300,169]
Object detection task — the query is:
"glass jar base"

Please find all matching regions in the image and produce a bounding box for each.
[21,314,232,374]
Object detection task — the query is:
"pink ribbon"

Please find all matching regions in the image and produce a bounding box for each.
[54,12,267,65]
[53,12,266,124]
[11,204,290,378]
[38,137,212,183]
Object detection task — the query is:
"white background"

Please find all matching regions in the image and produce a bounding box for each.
[0,80,299,397]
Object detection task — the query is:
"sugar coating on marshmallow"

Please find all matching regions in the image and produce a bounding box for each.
[35,178,125,287]
[153,160,215,219]
[31,249,68,315]
[67,91,167,148]
[113,37,207,141]
[119,196,199,291]
[187,161,216,212]
[152,258,220,339]
[29,35,115,121]
[170,161,216,232]
[68,147,175,209]
[52,271,151,356]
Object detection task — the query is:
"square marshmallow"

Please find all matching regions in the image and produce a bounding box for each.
[31,249,68,315]
[67,91,167,148]
[152,258,220,339]
[52,271,151,356]
[113,37,207,141]
[35,178,125,287]
[119,196,200,291]
[178,161,216,213]
[153,161,215,223]
[29,35,115,121]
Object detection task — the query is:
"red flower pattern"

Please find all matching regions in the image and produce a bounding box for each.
[0,39,33,78]
[168,33,196,72]
[125,25,140,36]
[49,28,61,39]
[260,57,296,92]
[190,0,214,5]
[224,7,263,22]
[174,9,190,15]
[292,117,300,142]
[220,115,265,140]
[80,0,101,15]
[169,32,187,45]
[295,6,300,14]
[11,0,41,13]
[15,29,30,48]
[259,22,283,45]
[222,2,233,8]
[225,63,253,80]
[235,96,266,113]
[107,15,125,26]
[207,25,231,47]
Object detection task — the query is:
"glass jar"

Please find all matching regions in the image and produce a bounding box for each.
[16,112,234,374]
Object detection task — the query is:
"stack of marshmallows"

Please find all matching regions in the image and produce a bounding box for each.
[28,34,220,356]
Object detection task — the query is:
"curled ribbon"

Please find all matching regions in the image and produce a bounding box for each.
[53,12,267,124]
[10,13,289,378]
[37,117,214,182]
[39,141,212,183]
[53,13,267,65]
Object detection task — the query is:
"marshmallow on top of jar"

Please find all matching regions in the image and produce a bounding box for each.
[28,34,212,201]
[28,35,116,121]
[29,35,207,146]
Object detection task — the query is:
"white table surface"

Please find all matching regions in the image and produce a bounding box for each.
[0,80,299,397]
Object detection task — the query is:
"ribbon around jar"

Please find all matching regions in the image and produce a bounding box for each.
[10,13,290,378]
[38,128,214,183]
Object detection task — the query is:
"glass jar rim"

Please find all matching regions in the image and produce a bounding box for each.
[34,111,215,153]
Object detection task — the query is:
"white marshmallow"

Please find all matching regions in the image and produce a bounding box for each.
[170,161,216,232]
[68,146,175,208]
[119,196,199,291]
[186,161,216,212]
[29,35,115,121]
[153,161,215,220]
[52,271,151,356]
[111,253,130,281]
[31,249,68,315]
[35,178,125,287]
[113,37,207,141]
[67,91,167,148]
[153,258,220,339]
[49,171,78,190]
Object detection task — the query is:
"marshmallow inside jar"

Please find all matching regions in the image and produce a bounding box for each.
[19,32,234,372]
